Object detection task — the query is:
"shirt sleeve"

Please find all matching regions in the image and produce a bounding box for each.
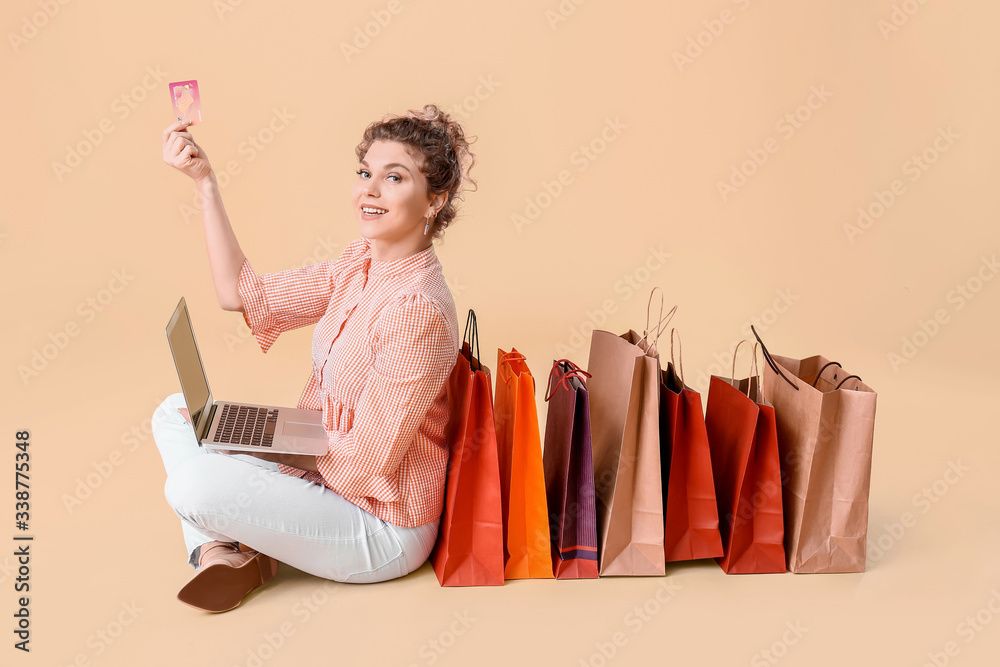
[236,256,337,354]
[312,292,457,502]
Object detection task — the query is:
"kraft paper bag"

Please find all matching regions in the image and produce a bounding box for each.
[754,326,878,574]
[585,289,673,576]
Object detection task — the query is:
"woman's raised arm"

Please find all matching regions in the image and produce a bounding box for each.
[162,119,246,312]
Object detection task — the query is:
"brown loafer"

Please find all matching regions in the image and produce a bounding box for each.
[177,543,280,612]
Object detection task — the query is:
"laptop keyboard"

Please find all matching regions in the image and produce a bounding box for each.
[213,404,277,447]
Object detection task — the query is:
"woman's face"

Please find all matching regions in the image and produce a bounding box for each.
[352,139,442,244]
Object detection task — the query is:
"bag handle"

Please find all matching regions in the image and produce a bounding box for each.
[544,359,592,401]
[811,360,865,391]
[640,286,677,353]
[462,309,481,373]
[731,339,751,381]
[811,361,842,387]
[836,374,862,390]
[728,340,764,401]
[499,349,526,369]
[750,325,798,391]
[669,328,685,386]
[751,342,770,404]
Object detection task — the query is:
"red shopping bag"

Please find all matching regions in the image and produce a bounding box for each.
[430,310,505,586]
[658,329,724,562]
[542,359,599,579]
[705,342,786,574]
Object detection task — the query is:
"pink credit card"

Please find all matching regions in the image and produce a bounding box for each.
[169,79,202,124]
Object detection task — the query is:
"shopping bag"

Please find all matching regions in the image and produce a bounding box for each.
[494,347,554,579]
[542,358,599,579]
[585,289,672,576]
[705,342,786,574]
[753,326,878,573]
[658,329,724,562]
[430,310,505,586]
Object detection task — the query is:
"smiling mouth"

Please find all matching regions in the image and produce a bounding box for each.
[361,206,388,216]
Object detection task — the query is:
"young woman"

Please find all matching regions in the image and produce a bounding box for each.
[154,104,476,612]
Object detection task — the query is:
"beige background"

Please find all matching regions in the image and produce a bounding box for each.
[2,0,998,664]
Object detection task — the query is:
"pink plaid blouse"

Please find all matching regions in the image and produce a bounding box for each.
[236,237,460,527]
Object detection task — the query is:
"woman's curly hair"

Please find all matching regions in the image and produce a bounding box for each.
[355,104,478,241]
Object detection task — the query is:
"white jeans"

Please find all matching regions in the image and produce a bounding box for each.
[151,392,440,583]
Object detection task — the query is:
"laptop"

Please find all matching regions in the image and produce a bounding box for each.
[165,296,328,456]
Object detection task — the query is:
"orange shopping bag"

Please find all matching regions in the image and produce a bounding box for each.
[494,347,554,579]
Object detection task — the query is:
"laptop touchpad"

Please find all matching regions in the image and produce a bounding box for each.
[281,421,326,438]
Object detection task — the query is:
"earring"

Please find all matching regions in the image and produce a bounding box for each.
[423,215,431,236]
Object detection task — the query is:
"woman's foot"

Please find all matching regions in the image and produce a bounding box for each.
[176,541,280,612]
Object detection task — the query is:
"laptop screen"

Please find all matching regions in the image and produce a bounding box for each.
[165,298,212,436]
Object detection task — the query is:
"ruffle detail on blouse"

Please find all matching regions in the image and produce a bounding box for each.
[321,391,354,434]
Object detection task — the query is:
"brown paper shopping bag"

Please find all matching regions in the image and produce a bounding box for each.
[585,290,673,576]
[753,326,878,573]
